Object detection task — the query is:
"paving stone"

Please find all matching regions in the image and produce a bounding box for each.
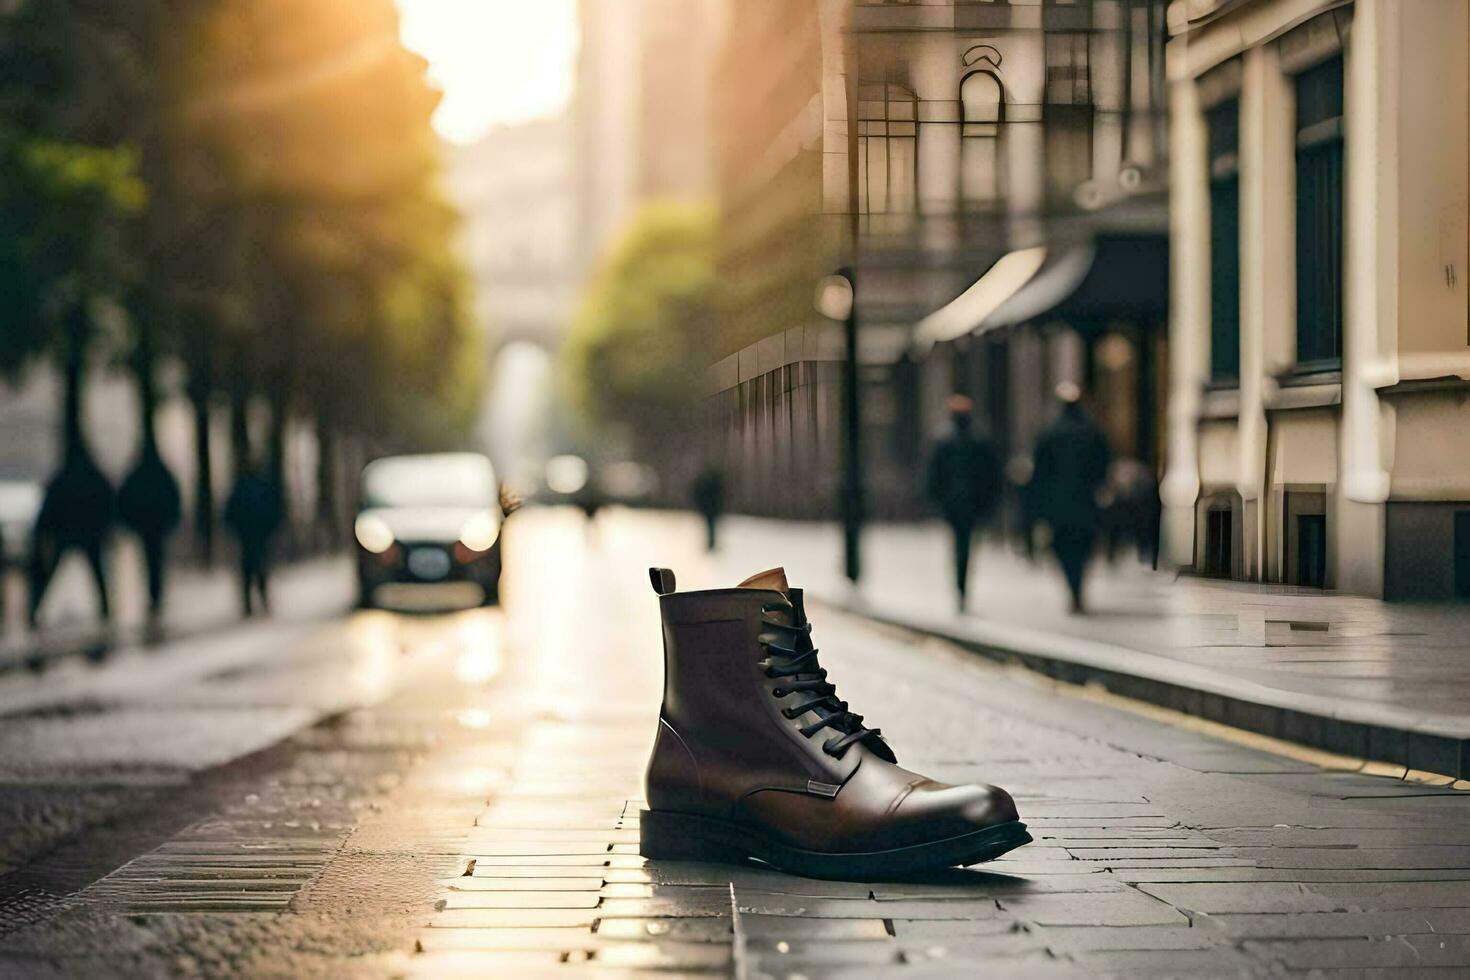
[1199,908,1470,938]
[1064,946,1265,975]
[414,927,611,952]
[888,917,1036,939]
[739,915,892,941]
[441,890,602,910]
[616,863,871,896]
[1030,924,1227,953]
[1065,847,1233,860]
[998,892,1189,926]
[402,949,564,975]
[1244,934,1470,969]
[469,865,612,879]
[1113,867,1470,884]
[593,916,734,942]
[1141,880,1470,915]
[463,853,616,867]
[429,907,598,928]
[591,941,733,970]
[1245,846,1470,870]
[444,876,605,892]
[745,938,901,965]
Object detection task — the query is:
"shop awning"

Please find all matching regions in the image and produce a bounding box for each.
[913,234,1168,349]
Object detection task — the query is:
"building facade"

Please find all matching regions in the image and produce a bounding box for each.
[1162,0,1470,599]
[573,0,723,275]
[710,0,1170,520]
[446,116,578,488]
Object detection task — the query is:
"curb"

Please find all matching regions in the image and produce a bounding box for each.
[818,595,1470,781]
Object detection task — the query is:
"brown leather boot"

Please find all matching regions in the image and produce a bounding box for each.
[639,566,1029,879]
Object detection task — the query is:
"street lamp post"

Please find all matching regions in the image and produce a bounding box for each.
[816,268,863,584]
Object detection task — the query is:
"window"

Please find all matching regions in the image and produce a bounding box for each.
[1207,99,1240,383]
[1044,33,1093,202]
[1045,32,1090,105]
[960,59,1004,206]
[1294,56,1344,368]
[857,80,918,214]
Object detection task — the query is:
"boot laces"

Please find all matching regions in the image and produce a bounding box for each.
[757,592,885,760]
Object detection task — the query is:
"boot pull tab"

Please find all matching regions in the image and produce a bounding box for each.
[649,568,677,596]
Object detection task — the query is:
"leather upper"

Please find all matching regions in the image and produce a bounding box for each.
[646,583,1019,853]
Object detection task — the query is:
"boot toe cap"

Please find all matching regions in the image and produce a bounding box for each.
[895,780,1019,838]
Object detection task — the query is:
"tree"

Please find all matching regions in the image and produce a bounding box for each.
[563,202,717,443]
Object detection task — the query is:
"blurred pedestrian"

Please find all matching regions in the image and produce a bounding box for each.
[118,446,182,621]
[1104,458,1162,570]
[1031,382,1111,613]
[691,465,725,552]
[925,394,1003,612]
[224,465,283,617]
[28,450,117,628]
[575,480,603,546]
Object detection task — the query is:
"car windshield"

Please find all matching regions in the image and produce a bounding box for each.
[362,454,495,509]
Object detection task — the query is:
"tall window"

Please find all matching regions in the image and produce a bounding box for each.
[1208,99,1240,383]
[960,50,1004,206]
[1044,32,1093,202]
[857,80,918,214]
[1294,56,1344,368]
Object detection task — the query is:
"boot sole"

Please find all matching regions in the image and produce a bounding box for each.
[638,809,1032,880]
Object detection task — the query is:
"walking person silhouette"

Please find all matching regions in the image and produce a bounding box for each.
[28,448,116,628]
[925,394,1003,613]
[224,463,283,617]
[118,444,182,623]
[1030,382,1112,614]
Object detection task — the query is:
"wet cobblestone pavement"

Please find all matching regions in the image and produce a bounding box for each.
[2,509,1470,977]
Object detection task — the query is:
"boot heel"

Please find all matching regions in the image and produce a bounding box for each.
[639,810,749,864]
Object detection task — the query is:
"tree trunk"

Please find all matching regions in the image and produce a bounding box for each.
[187,343,215,565]
[133,323,159,453]
[229,368,251,475]
[60,306,91,464]
[61,347,85,463]
[315,413,339,550]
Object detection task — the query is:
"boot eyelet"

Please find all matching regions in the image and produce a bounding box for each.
[772,687,786,698]
[781,707,799,720]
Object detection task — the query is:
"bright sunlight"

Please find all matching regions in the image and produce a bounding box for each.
[395,0,578,144]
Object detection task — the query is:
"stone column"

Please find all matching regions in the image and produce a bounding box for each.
[1336,0,1397,596]
[1236,44,1294,581]
[1161,76,1209,570]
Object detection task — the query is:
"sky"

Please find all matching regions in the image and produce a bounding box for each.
[395,0,579,145]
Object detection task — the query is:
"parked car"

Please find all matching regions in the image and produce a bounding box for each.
[354,453,503,608]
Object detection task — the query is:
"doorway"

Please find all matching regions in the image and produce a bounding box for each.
[1205,507,1233,578]
[1296,514,1327,589]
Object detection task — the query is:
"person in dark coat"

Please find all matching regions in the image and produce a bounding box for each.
[28,450,116,627]
[1031,382,1112,613]
[926,394,1004,612]
[224,466,283,617]
[691,465,725,552]
[117,446,182,620]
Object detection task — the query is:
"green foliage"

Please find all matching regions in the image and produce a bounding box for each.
[0,135,144,374]
[0,0,478,451]
[564,201,717,434]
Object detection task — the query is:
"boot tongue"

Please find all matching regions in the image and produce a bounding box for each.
[737,566,789,594]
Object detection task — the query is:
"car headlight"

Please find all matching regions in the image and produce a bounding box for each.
[354,514,395,554]
[458,510,500,553]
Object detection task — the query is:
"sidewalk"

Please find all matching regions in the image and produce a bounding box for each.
[715,516,1470,779]
[0,538,354,671]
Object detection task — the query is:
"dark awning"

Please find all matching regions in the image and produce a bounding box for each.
[982,232,1168,335]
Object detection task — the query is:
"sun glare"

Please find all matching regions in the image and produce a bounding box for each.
[395,0,578,145]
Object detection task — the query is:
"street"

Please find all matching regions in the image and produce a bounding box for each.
[2,507,1470,978]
